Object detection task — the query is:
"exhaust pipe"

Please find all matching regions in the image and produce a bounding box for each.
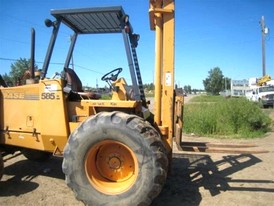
[26,28,36,85]
[30,28,35,79]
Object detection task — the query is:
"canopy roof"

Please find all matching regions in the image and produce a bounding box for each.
[51,6,125,34]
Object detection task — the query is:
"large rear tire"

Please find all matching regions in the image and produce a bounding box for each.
[62,111,168,206]
[0,152,3,180]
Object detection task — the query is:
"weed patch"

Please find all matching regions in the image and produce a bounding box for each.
[184,97,272,138]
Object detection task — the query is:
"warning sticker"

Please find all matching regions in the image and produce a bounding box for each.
[44,84,58,92]
[165,72,172,86]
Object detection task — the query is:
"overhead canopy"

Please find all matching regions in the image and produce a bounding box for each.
[51,6,125,34]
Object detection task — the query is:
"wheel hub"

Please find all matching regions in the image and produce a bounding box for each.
[85,140,138,195]
[108,155,122,169]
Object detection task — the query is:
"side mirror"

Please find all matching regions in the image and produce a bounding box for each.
[45,19,54,27]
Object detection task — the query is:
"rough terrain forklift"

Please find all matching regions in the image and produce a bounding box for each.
[0,0,268,204]
[0,1,183,205]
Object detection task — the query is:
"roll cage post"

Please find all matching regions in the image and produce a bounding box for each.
[40,7,146,105]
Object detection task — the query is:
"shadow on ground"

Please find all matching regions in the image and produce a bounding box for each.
[0,155,64,197]
[1,152,273,205]
[152,153,273,205]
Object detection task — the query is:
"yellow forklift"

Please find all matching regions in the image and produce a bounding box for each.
[0,1,182,205]
[0,0,266,204]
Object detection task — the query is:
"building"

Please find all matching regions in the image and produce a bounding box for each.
[230,79,249,97]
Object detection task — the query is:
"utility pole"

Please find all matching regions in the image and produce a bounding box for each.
[260,16,269,76]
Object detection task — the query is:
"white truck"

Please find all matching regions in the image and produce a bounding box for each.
[246,85,274,108]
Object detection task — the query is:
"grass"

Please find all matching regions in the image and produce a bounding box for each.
[100,94,112,100]
[189,95,225,103]
[183,95,272,139]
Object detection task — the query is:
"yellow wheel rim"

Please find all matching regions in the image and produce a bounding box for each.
[85,140,138,195]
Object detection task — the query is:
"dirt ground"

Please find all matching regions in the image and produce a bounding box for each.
[1,96,274,206]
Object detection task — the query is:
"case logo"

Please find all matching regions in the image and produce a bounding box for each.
[3,92,25,99]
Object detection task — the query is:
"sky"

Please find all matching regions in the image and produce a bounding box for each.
[0,0,273,89]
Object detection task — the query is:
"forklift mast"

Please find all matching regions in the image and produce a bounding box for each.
[149,0,175,152]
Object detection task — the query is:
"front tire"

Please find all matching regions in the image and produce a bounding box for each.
[62,111,168,206]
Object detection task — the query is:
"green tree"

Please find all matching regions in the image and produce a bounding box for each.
[184,85,192,94]
[2,73,13,86]
[203,67,224,95]
[3,58,34,86]
[143,83,154,91]
[223,77,231,90]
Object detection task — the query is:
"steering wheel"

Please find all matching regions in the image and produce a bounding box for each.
[101,68,123,82]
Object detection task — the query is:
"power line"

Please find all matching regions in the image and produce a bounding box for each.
[0,57,104,74]
[0,57,62,65]
[1,12,71,36]
[73,64,104,75]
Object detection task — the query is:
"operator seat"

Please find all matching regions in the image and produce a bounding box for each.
[63,68,100,100]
